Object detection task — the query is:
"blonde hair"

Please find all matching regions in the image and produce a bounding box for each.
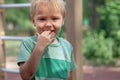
[30,0,66,18]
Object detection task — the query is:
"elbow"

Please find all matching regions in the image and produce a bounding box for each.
[20,67,35,80]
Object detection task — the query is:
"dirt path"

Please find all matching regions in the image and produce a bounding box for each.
[83,66,120,80]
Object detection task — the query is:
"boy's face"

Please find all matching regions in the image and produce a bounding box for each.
[32,6,64,36]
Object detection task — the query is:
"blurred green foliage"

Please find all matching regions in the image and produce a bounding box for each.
[83,0,120,66]
[5,0,35,36]
[5,41,21,57]
[83,30,115,66]
[97,0,120,58]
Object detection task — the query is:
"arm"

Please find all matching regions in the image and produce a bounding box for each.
[19,31,55,80]
[19,43,45,80]
[68,70,76,80]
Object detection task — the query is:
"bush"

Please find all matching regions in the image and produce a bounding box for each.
[97,0,120,58]
[83,30,115,66]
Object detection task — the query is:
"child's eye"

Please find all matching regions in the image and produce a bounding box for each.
[52,18,59,20]
[39,18,46,21]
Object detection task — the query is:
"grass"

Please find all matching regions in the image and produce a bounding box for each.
[5,41,21,57]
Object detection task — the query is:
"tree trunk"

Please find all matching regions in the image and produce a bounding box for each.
[66,0,83,80]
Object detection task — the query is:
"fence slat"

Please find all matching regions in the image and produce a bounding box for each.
[0,3,30,8]
[1,68,19,74]
[0,36,26,41]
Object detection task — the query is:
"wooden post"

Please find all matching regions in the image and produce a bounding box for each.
[66,0,83,80]
[0,0,6,80]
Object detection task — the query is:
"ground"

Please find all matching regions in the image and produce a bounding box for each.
[83,65,120,80]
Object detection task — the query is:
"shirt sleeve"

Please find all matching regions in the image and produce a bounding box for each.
[17,39,31,66]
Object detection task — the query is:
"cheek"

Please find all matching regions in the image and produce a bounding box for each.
[55,25,62,33]
[35,24,44,34]
[35,22,44,29]
[56,21,63,29]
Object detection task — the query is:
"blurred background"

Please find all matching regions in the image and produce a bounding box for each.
[0,0,120,80]
[83,0,120,66]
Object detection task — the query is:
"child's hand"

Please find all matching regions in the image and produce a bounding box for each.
[36,31,55,48]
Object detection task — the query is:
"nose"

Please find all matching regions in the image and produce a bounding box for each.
[45,21,52,27]
[44,22,54,31]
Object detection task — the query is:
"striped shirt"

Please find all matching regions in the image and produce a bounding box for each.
[17,36,77,80]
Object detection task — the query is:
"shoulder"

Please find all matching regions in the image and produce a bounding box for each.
[21,36,37,47]
[22,36,37,43]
